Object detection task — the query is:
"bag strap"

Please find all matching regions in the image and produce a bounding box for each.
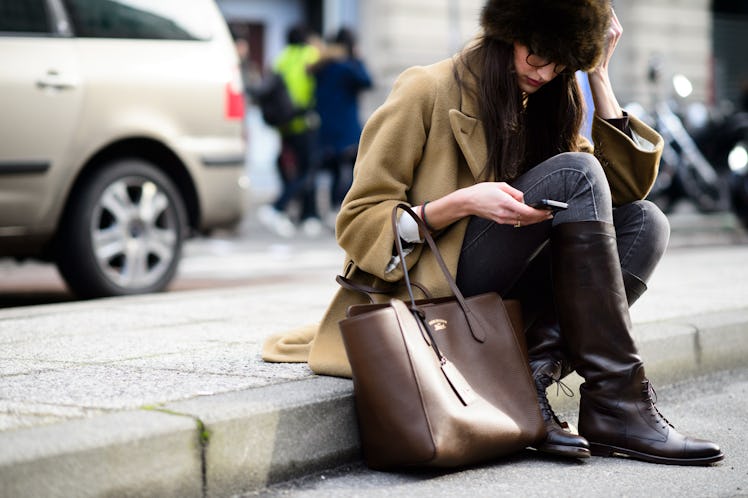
[335,274,434,304]
[391,203,488,343]
[391,298,478,406]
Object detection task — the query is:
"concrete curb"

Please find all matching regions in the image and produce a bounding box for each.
[2,307,747,497]
[0,409,203,498]
[164,377,357,498]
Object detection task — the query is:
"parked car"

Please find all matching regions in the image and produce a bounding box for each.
[0,0,247,298]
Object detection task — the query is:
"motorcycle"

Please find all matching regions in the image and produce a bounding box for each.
[625,62,748,227]
[687,101,748,228]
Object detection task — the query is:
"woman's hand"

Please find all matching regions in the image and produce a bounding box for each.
[461,182,553,227]
[415,182,552,232]
[587,8,624,119]
[589,8,622,77]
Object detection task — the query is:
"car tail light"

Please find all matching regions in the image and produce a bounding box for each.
[225,68,245,120]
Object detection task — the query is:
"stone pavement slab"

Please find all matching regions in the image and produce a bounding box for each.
[0,221,747,496]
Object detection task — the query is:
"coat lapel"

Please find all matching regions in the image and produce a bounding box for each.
[449,109,487,181]
[449,59,488,181]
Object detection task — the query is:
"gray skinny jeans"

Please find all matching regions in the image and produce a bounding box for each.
[456,152,670,299]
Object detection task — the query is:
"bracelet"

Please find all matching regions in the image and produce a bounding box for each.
[420,201,436,232]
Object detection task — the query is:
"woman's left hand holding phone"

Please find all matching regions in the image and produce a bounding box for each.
[420,182,553,231]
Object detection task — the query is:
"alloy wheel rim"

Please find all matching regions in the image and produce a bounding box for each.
[91,176,178,290]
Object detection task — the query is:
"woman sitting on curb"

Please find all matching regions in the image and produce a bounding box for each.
[263,0,723,466]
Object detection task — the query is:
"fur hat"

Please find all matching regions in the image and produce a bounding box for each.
[481,0,611,71]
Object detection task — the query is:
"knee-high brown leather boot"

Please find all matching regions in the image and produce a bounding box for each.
[526,269,646,459]
[551,221,723,466]
[511,246,589,458]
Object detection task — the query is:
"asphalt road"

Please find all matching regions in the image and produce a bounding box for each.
[0,207,745,309]
[245,367,748,498]
[0,223,343,309]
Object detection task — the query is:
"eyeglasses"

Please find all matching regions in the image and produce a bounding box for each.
[526,50,568,75]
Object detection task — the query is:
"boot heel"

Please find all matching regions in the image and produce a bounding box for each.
[589,442,614,457]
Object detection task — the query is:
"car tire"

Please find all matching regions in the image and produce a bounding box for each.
[57,158,188,298]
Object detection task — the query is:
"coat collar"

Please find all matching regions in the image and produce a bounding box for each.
[448,56,488,181]
[450,110,487,181]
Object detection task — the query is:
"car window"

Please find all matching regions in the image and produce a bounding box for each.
[61,0,214,40]
[0,0,53,34]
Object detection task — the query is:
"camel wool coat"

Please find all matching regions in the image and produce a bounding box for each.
[262,56,664,378]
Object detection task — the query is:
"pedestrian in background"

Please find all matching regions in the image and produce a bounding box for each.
[264,0,724,467]
[235,37,260,89]
[312,27,372,228]
[258,24,324,238]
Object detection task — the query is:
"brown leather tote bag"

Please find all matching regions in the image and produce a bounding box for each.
[339,204,544,470]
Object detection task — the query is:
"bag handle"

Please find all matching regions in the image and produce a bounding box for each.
[391,203,488,343]
[335,274,434,303]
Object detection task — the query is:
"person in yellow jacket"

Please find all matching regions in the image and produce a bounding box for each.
[258,24,324,237]
[264,1,723,466]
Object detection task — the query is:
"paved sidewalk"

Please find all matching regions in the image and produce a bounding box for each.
[1,211,747,497]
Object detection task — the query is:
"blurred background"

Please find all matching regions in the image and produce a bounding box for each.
[227,0,748,217]
[225,0,747,115]
[2,0,747,304]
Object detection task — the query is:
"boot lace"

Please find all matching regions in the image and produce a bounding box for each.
[641,380,674,430]
[537,372,575,424]
[552,375,575,398]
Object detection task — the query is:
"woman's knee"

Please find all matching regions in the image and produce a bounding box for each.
[553,152,606,177]
[614,200,670,280]
[641,200,670,257]
[618,200,670,250]
[550,152,610,198]
[642,198,670,230]
[543,152,612,222]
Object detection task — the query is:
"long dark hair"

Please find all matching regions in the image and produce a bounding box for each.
[456,36,585,181]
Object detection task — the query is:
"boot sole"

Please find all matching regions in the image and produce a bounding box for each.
[537,442,591,459]
[589,442,725,466]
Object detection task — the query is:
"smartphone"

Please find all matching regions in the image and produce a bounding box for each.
[529,199,569,212]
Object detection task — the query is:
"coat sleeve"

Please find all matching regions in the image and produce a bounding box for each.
[581,113,664,206]
[335,65,438,281]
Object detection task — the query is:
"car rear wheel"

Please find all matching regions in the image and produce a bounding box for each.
[57,159,188,298]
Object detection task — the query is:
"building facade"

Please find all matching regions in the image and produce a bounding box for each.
[217,0,747,192]
[218,0,746,114]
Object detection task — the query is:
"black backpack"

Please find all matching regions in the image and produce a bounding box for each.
[249,72,301,127]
